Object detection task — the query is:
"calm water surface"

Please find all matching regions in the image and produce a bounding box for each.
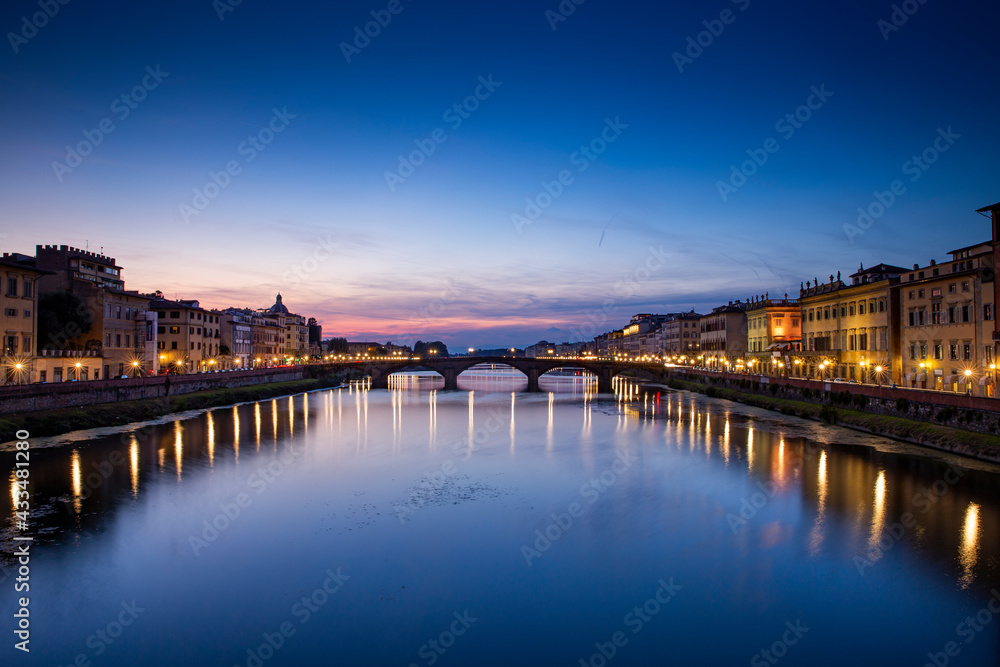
[2,372,1000,666]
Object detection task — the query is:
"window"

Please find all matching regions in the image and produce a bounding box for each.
[879,300,885,312]
[963,282,970,292]
[158,326,165,334]
[54,368,62,382]
[920,344,927,359]
[931,288,942,298]
[808,311,814,322]
[4,308,16,317]
[918,289,925,298]
[106,304,112,318]
[39,371,46,383]
[190,342,195,350]
[859,333,868,350]
[950,344,958,360]
[22,336,30,354]
[125,334,130,348]
[115,334,121,347]
[7,278,17,296]
[859,302,866,315]
[849,304,856,316]
[841,306,846,317]
[949,283,956,293]
[23,310,30,318]
[106,333,112,347]
[125,307,131,320]
[986,304,994,321]
[116,305,122,319]
[918,310,925,325]
[948,306,956,323]
[169,326,180,334]
[23,280,32,297]
[171,311,180,318]
[908,291,915,300]
[963,343,971,361]
[4,335,17,354]
[171,341,178,350]
[931,303,941,324]
[909,344,916,360]
[962,305,970,322]
[792,318,799,327]
[824,308,830,320]
[934,344,943,360]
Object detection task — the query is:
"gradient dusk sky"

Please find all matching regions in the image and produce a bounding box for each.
[1,0,998,348]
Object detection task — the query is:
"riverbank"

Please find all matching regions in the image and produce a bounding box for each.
[659,377,1000,464]
[0,377,344,443]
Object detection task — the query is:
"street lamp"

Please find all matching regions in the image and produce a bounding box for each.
[965,368,973,395]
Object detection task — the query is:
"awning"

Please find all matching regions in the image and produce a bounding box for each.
[980,376,990,386]
[943,374,956,384]
[916,372,927,382]
[906,372,915,382]
[959,374,973,384]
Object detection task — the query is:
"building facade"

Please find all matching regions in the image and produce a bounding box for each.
[899,244,995,394]
[0,257,47,384]
[699,302,747,368]
[799,265,904,383]
[745,295,801,374]
[150,298,221,373]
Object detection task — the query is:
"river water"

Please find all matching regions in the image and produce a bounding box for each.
[2,372,999,666]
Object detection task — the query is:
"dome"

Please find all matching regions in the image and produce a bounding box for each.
[268,293,289,314]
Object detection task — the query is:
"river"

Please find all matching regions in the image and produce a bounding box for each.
[1,372,999,665]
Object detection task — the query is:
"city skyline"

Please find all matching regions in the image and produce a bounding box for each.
[2,0,998,347]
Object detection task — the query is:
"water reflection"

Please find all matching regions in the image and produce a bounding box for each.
[3,383,1000,666]
[960,502,981,589]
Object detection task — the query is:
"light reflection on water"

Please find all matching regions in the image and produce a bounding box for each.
[1,378,999,665]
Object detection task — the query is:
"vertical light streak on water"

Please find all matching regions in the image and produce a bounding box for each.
[255,403,262,451]
[809,451,828,556]
[363,387,369,450]
[723,419,730,465]
[207,411,215,468]
[705,410,712,458]
[288,396,294,438]
[272,398,279,446]
[174,421,184,481]
[303,393,309,434]
[130,436,139,498]
[747,427,754,474]
[233,406,240,464]
[959,502,981,589]
[468,391,475,454]
[509,392,516,455]
[867,470,887,559]
[547,392,555,453]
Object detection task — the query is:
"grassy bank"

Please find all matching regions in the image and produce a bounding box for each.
[0,377,343,443]
[662,377,1000,464]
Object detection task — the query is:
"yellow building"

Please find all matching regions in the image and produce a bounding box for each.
[899,243,995,394]
[798,264,905,383]
[0,256,48,384]
[745,294,801,375]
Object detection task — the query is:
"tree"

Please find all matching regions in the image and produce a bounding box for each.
[37,292,93,351]
[219,345,231,356]
[413,340,449,358]
[327,337,349,354]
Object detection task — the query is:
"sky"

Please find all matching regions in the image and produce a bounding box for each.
[1,0,999,349]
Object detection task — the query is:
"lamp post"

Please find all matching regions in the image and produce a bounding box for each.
[875,365,883,388]
[965,369,973,396]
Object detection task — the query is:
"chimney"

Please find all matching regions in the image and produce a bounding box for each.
[930,259,936,266]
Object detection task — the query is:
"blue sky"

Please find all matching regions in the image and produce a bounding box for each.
[1,0,998,348]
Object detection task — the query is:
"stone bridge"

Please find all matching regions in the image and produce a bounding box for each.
[319,357,667,392]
